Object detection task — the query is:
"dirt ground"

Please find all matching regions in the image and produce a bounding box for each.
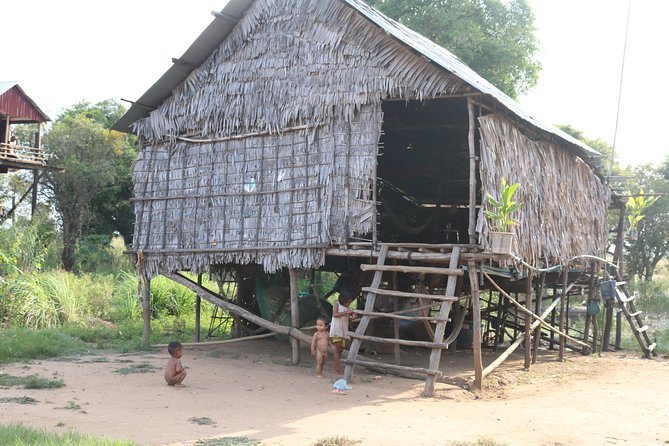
[1,338,668,446]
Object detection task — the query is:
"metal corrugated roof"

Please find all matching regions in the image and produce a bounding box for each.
[0,81,51,122]
[113,0,600,160]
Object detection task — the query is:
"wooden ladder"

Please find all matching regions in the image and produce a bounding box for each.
[343,244,463,397]
[612,271,657,358]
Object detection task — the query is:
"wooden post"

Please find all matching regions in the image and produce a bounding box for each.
[289,268,300,365]
[524,275,533,369]
[469,261,483,390]
[467,98,477,245]
[141,276,151,346]
[532,273,545,364]
[615,310,622,349]
[31,123,41,219]
[559,266,568,361]
[602,299,614,351]
[392,271,400,365]
[582,264,598,355]
[194,273,202,342]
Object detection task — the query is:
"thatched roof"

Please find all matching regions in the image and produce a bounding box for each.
[113,0,600,163]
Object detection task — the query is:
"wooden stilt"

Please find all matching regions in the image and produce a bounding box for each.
[524,275,533,369]
[532,273,546,364]
[469,261,483,390]
[559,266,569,361]
[195,273,202,342]
[289,268,300,365]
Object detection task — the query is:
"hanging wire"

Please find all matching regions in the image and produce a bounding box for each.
[609,0,632,179]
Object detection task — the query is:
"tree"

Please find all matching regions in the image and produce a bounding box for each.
[625,161,669,281]
[42,101,136,270]
[365,0,541,98]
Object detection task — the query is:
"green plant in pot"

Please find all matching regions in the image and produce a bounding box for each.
[484,178,522,254]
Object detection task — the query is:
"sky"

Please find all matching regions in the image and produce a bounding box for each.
[1,0,666,168]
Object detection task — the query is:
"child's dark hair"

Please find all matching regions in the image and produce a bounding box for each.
[167,341,183,355]
[317,315,329,325]
[338,287,354,304]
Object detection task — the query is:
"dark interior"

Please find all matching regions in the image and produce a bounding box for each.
[375,98,478,244]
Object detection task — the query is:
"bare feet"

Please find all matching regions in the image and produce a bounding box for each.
[332,389,347,395]
[334,369,343,375]
[316,374,326,379]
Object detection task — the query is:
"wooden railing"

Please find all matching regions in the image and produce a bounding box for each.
[0,142,47,166]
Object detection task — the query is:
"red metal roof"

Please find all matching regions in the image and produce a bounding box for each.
[0,83,50,123]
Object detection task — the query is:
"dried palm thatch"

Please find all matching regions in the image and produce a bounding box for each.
[131,0,472,278]
[478,114,610,269]
[134,0,469,142]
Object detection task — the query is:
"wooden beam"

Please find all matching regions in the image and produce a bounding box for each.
[289,268,300,365]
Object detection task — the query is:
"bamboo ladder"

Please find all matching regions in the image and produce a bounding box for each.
[343,244,463,397]
[611,270,657,358]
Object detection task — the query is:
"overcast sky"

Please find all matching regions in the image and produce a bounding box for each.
[1,0,666,167]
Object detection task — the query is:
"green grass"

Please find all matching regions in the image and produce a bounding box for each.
[0,396,38,404]
[115,363,158,375]
[313,436,361,446]
[0,327,91,363]
[189,416,217,426]
[0,423,139,445]
[0,373,64,389]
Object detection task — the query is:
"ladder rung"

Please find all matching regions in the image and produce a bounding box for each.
[628,311,642,317]
[362,287,458,301]
[360,264,463,276]
[342,358,442,376]
[618,293,635,303]
[637,325,649,333]
[647,343,657,352]
[616,281,626,286]
[348,332,449,349]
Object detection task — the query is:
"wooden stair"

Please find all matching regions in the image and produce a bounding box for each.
[611,272,657,358]
[343,244,464,396]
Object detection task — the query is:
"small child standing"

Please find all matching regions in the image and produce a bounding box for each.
[311,316,330,378]
[329,288,357,375]
[164,341,187,386]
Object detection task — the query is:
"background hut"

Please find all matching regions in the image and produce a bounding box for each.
[114,0,617,392]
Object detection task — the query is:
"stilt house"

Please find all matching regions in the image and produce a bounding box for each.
[0,82,52,220]
[115,0,628,394]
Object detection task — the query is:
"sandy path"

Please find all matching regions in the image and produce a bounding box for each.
[1,339,667,446]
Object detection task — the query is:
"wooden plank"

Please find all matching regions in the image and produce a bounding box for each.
[352,308,449,322]
[361,287,458,301]
[348,332,449,349]
[344,245,389,383]
[360,264,463,276]
[327,247,506,263]
[469,261,483,390]
[637,325,649,333]
[343,358,442,376]
[423,247,460,397]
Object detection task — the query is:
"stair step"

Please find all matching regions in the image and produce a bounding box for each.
[362,286,458,301]
[360,264,463,276]
[637,325,649,333]
[617,290,635,303]
[628,311,642,317]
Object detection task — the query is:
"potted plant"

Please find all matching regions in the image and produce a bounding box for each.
[484,178,522,254]
[625,188,658,241]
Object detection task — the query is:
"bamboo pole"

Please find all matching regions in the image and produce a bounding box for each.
[482,296,561,379]
[467,98,477,244]
[360,264,463,276]
[152,332,276,348]
[289,268,300,365]
[483,272,586,348]
[195,274,202,342]
[532,272,546,364]
[524,275,533,369]
[469,261,483,390]
[559,267,569,361]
